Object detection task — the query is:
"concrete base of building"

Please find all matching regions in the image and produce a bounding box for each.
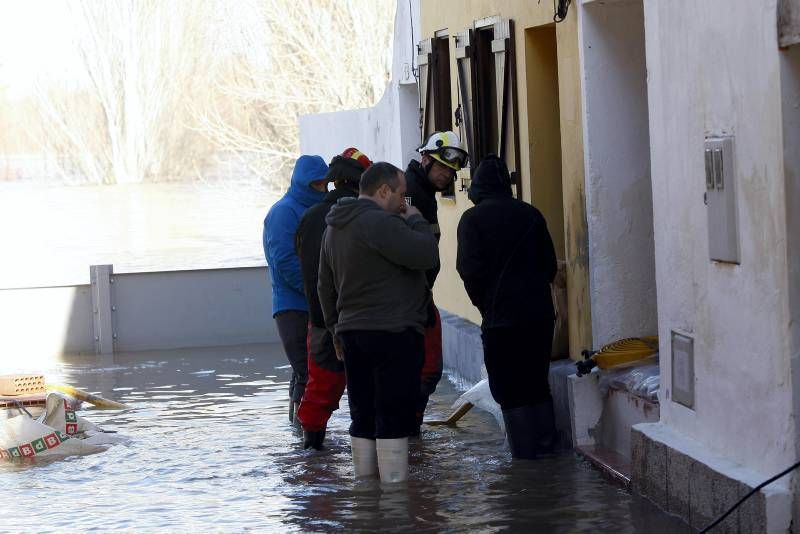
[632,422,792,533]
[567,369,660,485]
[439,309,575,451]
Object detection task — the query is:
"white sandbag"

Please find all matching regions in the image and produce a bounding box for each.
[0,415,106,460]
[0,392,126,462]
[41,392,98,434]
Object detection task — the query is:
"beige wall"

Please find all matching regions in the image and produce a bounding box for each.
[422,0,592,357]
[526,25,565,260]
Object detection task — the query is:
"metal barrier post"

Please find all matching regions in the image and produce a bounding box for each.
[90,264,115,355]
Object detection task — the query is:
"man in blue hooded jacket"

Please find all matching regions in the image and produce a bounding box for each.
[264,154,329,420]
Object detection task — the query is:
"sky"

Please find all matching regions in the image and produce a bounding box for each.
[0,0,265,98]
[0,1,93,95]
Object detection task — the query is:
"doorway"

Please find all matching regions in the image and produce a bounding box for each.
[525,25,566,261]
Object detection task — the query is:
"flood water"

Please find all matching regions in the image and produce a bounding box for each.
[0,182,277,288]
[0,344,692,532]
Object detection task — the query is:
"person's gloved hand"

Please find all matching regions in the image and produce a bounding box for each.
[303,429,326,450]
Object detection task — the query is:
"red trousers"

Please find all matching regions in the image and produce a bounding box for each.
[297,309,443,433]
[297,325,345,432]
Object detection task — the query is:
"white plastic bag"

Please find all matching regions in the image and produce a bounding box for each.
[452,378,505,433]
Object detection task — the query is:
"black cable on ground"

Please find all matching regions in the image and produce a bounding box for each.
[700,459,800,532]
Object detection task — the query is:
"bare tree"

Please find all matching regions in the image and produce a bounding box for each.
[0,84,11,180]
[194,0,394,189]
[10,0,394,186]
[30,0,217,184]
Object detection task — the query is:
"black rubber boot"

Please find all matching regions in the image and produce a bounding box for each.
[532,399,557,455]
[502,405,538,459]
[303,428,326,450]
[409,411,423,438]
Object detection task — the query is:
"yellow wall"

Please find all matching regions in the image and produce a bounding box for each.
[422,0,592,357]
[526,25,565,260]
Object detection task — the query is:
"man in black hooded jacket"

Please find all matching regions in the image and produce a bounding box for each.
[405,130,469,435]
[456,155,558,459]
[294,148,372,450]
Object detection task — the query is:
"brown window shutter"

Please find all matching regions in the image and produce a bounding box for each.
[492,18,522,199]
[454,29,477,170]
[416,38,433,142]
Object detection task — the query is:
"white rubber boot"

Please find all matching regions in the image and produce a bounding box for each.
[350,437,378,478]
[376,437,409,483]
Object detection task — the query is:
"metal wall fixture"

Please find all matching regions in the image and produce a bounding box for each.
[704,136,740,264]
[671,331,695,409]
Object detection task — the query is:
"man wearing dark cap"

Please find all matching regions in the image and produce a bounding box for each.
[295,147,372,450]
[456,154,558,459]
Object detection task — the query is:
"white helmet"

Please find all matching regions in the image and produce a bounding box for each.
[417,131,469,171]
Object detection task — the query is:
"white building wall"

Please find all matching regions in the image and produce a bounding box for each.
[782,41,800,485]
[644,0,796,476]
[299,0,421,166]
[579,0,657,348]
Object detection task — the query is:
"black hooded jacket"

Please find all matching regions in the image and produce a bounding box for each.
[405,159,441,288]
[456,155,557,329]
[295,186,358,328]
[294,155,367,328]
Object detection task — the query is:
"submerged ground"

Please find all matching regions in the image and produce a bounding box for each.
[0,343,691,532]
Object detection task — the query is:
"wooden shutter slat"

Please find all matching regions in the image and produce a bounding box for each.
[454,29,476,168]
[493,18,521,198]
[493,19,511,159]
[417,38,433,141]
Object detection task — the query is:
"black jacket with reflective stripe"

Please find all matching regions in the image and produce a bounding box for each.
[405,159,441,288]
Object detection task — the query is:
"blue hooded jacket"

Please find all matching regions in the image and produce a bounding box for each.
[264,155,328,316]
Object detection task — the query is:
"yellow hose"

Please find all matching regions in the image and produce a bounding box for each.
[592,336,658,370]
[47,384,130,410]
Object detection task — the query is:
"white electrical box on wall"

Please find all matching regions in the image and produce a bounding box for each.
[704,136,740,264]
[671,331,694,409]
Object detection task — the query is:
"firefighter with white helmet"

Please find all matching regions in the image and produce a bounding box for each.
[416,130,469,180]
[405,130,469,436]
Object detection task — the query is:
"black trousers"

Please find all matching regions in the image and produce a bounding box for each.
[481,320,555,410]
[275,310,309,403]
[340,329,424,439]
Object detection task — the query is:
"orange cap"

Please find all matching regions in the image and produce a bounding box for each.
[340,147,372,169]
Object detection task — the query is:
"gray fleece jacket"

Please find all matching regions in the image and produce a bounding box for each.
[318,197,439,335]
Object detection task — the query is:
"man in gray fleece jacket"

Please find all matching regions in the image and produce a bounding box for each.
[318,162,438,483]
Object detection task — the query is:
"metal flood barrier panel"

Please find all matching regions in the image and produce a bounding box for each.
[0,266,277,357]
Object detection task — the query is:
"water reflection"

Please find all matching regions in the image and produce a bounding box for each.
[0,344,691,532]
[0,182,275,288]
